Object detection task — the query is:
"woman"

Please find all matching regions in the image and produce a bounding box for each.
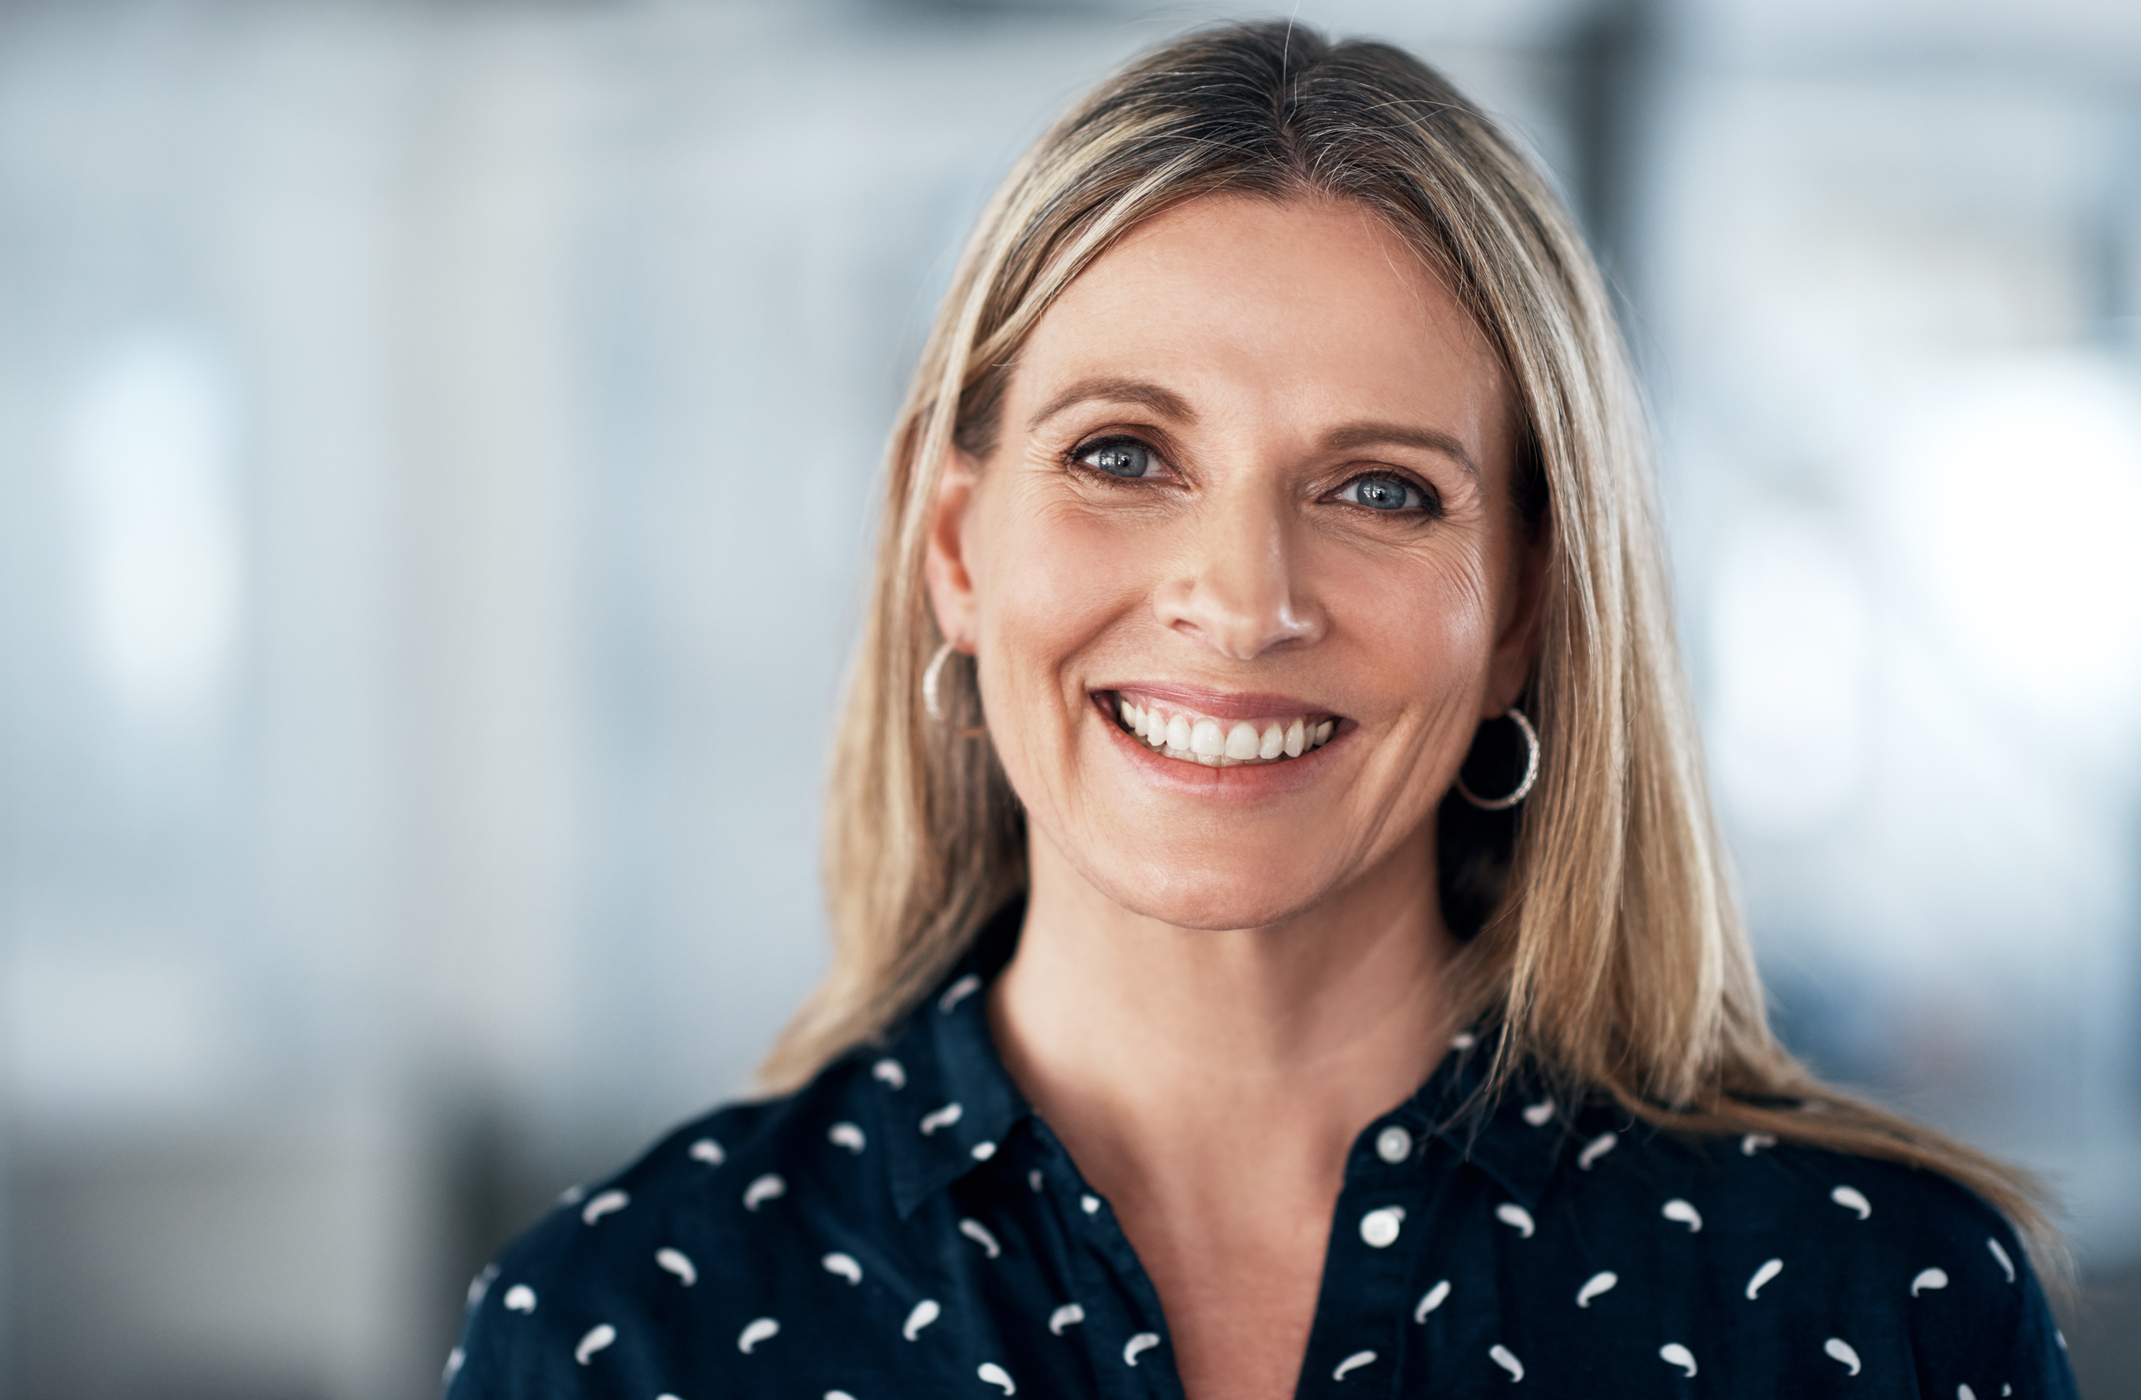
[448,22,2076,1399]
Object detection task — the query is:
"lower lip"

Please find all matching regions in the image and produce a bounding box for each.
[1092,694,1340,799]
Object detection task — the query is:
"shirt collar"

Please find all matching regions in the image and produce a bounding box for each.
[877,901,1576,1217]
[882,901,1032,1219]
[1400,1036,1568,1210]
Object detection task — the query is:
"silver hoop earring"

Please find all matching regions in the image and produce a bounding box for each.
[1455,707,1539,811]
[922,641,988,738]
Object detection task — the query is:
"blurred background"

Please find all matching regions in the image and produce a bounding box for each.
[0,0,2136,1395]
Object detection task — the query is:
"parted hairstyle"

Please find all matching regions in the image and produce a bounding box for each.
[758,19,2059,1274]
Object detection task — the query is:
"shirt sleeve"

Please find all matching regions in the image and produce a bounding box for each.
[1908,1210,2080,1400]
[2004,1240,2082,1399]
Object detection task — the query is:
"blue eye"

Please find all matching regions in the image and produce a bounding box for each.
[1079,439,1154,478]
[1339,474,1419,511]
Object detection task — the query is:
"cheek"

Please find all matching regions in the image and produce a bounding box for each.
[972,495,1150,701]
[1317,535,1500,691]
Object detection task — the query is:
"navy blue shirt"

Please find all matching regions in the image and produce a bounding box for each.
[446,911,2077,1398]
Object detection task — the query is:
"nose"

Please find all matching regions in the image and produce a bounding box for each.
[1153,485,1325,659]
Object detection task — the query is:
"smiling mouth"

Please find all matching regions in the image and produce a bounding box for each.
[1101,690,1339,768]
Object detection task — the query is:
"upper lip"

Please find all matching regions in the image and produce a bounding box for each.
[1096,682,1342,722]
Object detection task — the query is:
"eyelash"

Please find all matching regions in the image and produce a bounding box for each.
[1068,434,1445,519]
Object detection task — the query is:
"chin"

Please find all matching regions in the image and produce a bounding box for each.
[1088,850,1339,932]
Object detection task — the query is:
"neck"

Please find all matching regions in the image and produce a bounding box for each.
[988,825,1459,1199]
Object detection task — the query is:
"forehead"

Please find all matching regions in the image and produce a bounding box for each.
[1013,193,1506,430]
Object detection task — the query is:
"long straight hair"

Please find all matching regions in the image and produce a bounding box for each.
[759,20,2060,1274]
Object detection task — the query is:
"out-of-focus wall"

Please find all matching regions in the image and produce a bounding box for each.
[0,1,2133,1397]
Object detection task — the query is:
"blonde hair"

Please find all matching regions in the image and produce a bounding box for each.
[760,20,2060,1274]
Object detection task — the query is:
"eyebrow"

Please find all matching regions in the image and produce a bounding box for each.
[1322,422,1479,479]
[1026,377,1197,432]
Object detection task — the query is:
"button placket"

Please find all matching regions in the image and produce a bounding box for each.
[1300,1122,1431,1397]
[1026,1120,1185,1400]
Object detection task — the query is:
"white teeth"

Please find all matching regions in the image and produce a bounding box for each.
[1115,698,1336,769]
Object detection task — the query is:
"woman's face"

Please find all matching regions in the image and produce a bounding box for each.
[927,194,1544,931]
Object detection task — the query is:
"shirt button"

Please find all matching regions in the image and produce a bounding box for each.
[1375,1125,1413,1163]
[1360,1205,1406,1248]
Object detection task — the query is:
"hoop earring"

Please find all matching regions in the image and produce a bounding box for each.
[922,641,988,738]
[1455,707,1539,811]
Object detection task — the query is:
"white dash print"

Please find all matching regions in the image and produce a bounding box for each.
[1496,1203,1536,1238]
[1742,1133,1777,1155]
[467,1263,499,1306]
[977,1362,1016,1395]
[1911,1267,1949,1296]
[444,1347,464,1383]
[1522,1100,1554,1127]
[1959,1387,1978,1400]
[1659,1343,1698,1378]
[1987,1237,2016,1284]
[581,1190,629,1226]
[822,1252,863,1284]
[903,1299,941,1340]
[738,1318,779,1354]
[1831,1185,1872,1220]
[972,1142,997,1161]
[576,1324,616,1365]
[939,973,983,1013]
[1333,1351,1376,1381]
[689,1138,725,1166]
[873,1058,907,1090]
[1415,1279,1452,1322]
[960,1218,1002,1259]
[1746,1258,1783,1299]
[826,1393,856,1400]
[1489,1344,1525,1381]
[1453,1032,1477,1050]
[743,1174,786,1211]
[1081,1194,1102,1215]
[1824,1338,1862,1376]
[1662,1199,1702,1232]
[1028,1170,1044,1193]
[1048,1303,1084,1335]
[828,1122,866,1153]
[1124,1333,1160,1366]
[655,1248,697,1286]
[919,1103,963,1135]
[1577,1133,1618,1170]
[558,1184,586,1206]
[503,1284,537,1313]
[1576,1271,1617,1308]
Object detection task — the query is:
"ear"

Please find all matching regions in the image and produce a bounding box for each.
[1484,518,1551,717]
[922,446,984,653]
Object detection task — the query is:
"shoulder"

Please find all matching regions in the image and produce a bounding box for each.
[1535,1112,2073,1395]
[444,1050,890,1398]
